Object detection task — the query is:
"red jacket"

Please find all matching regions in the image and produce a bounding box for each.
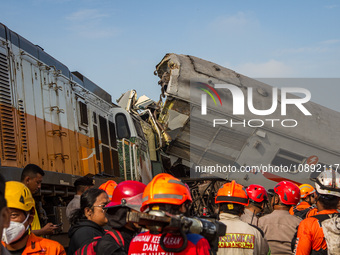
[293,209,338,255]
[128,231,211,255]
[2,233,66,255]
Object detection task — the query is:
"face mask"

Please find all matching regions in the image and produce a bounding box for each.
[2,214,30,244]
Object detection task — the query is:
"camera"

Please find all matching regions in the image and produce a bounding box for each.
[127,211,226,254]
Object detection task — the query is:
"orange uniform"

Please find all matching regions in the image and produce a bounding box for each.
[2,233,66,255]
[289,201,314,219]
[293,209,338,255]
[289,201,311,215]
[306,207,318,218]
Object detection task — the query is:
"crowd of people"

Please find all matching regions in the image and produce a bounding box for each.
[0,164,339,255]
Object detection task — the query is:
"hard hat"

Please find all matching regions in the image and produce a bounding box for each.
[215,180,249,206]
[315,169,340,197]
[5,181,35,212]
[106,180,146,211]
[99,180,117,200]
[299,184,315,198]
[140,173,192,212]
[274,181,300,205]
[246,184,268,203]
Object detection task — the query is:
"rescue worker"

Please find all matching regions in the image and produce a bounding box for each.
[0,174,10,255]
[95,181,146,254]
[289,184,316,219]
[258,181,301,255]
[66,176,94,220]
[240,184,268,226]
[216,180,270,255]
[293,169,340,255]
[99,180,117,201]
[21,164,58,236]
[1,181,65,255]
[128,173,211,255]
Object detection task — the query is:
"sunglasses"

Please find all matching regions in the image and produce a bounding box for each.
[93,204,109,213]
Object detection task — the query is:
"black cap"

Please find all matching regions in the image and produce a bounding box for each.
[74,176,94,187]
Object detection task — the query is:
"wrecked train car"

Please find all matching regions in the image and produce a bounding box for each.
[152,53,340,202]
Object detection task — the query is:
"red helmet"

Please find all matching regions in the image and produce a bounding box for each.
[106,180,146,211]
[274,181,300,205]
[246,184,268,203]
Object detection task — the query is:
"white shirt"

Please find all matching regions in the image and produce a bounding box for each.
[66,195,81,220]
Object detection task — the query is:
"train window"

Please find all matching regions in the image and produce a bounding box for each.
[109,121,117,148]
[115,113,131,139]
[111,149,120,177]
[79,101,88,126]
[93,112,97,124]
[132,117,145,140]
[99,116,109,145]
[102,146,113,176]
[271,149,305,171]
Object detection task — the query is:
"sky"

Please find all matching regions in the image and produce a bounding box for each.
[1,0,340,111]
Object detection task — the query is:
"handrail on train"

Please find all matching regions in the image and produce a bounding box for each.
[121,138,138,181]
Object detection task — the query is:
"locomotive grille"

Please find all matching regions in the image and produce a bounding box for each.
[0,52,16,160]
[18,99,28,153]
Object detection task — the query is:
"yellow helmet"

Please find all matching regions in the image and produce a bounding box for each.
[299,184,315,199]
[5,181,35,212]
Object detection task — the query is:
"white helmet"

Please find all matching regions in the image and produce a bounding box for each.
[315,169,340,197]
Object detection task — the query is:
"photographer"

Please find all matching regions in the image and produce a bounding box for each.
[128,173,211,255]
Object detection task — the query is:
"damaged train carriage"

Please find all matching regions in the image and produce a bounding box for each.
[149,53,340,216]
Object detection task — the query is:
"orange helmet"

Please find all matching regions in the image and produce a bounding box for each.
[99,180,117,200]
[140,173,192,212]
[299,184,315,199]
[215,180,249,206]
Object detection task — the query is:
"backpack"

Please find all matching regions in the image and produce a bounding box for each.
[312,213,340,255]
[292,205,314,220]
[75,230,125,255]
